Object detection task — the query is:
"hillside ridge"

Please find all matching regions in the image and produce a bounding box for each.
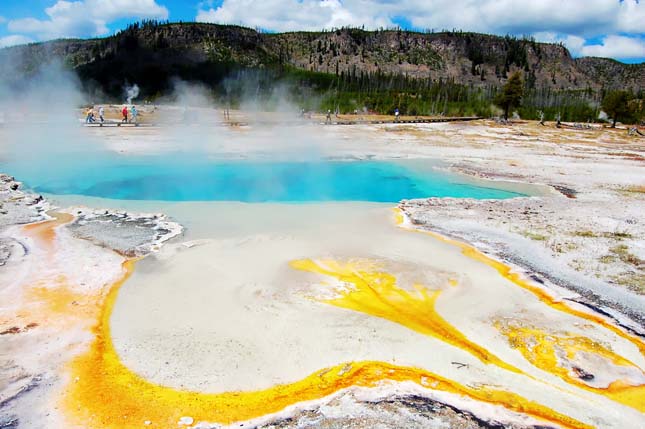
[1,22,643,96]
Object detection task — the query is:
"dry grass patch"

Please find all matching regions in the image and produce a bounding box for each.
[573,230,632,239]
[607,231,633,239]
[609,245,643,267]
[613,273,645,295]
[622,185,645,194]
[522,231,548,241]
[573,230,597,238]
[382,126,429,138]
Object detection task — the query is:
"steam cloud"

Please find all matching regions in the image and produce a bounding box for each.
[0,54,339,202]
[126,84,140,104]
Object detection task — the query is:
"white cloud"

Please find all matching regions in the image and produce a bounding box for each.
[580,35,645,59]
[196,0,389,31]
[0,34,35,48]
[8,0,169,40]
[533,32,586,56]
[534,32,645,59]
[197,0,645,38]
[0,16,7,24]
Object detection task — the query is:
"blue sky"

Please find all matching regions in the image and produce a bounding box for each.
[1,0,644,63]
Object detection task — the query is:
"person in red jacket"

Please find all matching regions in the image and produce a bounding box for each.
[121,105,128,123]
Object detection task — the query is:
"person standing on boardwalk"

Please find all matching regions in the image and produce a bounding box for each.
[325,109,332,124]
[98,106,105,123]
[394,108,400,122]
[85,107,95,123]
[121,105,128,123]
[130,105,138,124]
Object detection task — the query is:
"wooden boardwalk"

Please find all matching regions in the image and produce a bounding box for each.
[83,122,148,127]
[326,116,480,125]
[82,116,482,128]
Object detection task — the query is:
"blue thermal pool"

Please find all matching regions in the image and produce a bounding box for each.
[2,155,526,202]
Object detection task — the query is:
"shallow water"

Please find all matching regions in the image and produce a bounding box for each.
[3,152,525,202]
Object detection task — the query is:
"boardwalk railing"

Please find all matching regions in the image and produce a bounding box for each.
[82,116,482,127]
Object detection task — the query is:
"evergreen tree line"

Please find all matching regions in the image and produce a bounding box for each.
[70,18,643,124]
[211,67,642,123]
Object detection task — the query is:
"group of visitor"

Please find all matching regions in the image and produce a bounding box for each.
[122,105,138,123]
[323,108,401,124]
[85,106,105,123]
[85,105,138,124]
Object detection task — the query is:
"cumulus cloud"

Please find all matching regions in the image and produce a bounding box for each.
[533,32,645,59]
[533,32,586,56]
[197,0,389,31]
[8,0,169,40]
[0,34,35,48]
[580,35,645,59]
[197,0,645,35]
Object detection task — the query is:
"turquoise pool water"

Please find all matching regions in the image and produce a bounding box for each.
[3,154,525,202]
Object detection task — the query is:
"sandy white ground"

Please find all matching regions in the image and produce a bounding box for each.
[103,202,643,428]
[1,117,644,428]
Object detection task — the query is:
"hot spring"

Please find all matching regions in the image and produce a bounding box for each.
[2,152,528,202]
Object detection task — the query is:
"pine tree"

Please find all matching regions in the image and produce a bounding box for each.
[601,90,634,128]
[495,72,523,120]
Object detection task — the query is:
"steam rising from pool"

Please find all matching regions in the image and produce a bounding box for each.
[125,84,139,104]
[0,60,525,202]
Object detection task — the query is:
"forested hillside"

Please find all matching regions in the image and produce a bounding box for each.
[1,22,643,120]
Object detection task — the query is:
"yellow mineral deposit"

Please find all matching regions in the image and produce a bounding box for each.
[25,281,97,321]
[497,323,645,412]
[15,212,99,328]
[23,212,74,248]
[63,259,592,429]
[289,258,523,374]
[392,208,645,357]
[41,208,637,429]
